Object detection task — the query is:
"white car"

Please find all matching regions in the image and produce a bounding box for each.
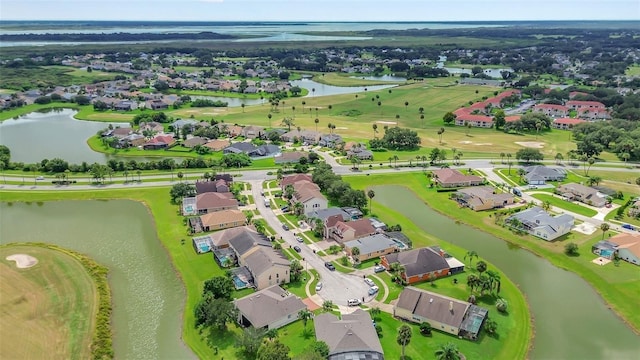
[368,286,379,296]
[364,278,375,287]
[315,282,323,291]
[36,176,45,181]
[373,265,386,273]
[347,298,361,306]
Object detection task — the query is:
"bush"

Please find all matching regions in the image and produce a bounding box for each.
[564,242,579,256]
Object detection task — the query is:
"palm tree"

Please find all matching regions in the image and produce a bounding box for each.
[241,103,245,113]
[393,155,399,168]
[506,153,513,174]
[327,123,333,134]
[301,101,306,113]
[621,152,630,165]
[267,113,272,127]
[496,298,508,313]
[542,200,552,211]
[137,170,142,182]
[123,170,129,183]
[476,260,487,274]
[404,101,409,110]
[464,250,478,266]
[388,156,394,167]
[418,107,424,115]
[437,127,445,144]
[298,309,312,330]
[314,118,319,132]
[435,342,461,360]
[397,324,412,360]
[372,123,378,138]
[377,101,382,115]
[322,300,334,312]
[420,114,425,127]
[486,270,501,294]
[351,247,361,262]
[367,189,375,213]
[281,117,295,131]
[293,202,304,216]
[421,155,427,167]
[177,172,184,182]
[500,152,506,164]
[555,152,564,165]
[600,222,610,239]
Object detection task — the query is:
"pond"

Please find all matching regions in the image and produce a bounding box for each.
[348,75,407,82]
[372,185,640,360]
[290,78,396,97]
[0,200,195,360]
[0,109,182,165]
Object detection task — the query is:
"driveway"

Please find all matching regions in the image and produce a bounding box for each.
[249,180,370,307]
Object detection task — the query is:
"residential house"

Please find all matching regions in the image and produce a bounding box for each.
[191,225,258,254]
[394,287,487,340]
[552,118,587,130]
[318,134,344,148]
[381,247,460,285]
[608,233,640,265]
[223,142,280,157]
[306,207,352,223]
[171,119,198,131]
[229,233,291,290]
[314,310,384,360]
[274,151,308,164]
[326,218,376,244]
[344,233,398,262]
[139,121,164,133]
[577,108,611,120]
[432,169,483,188]
[281,129,322,144]
[557,183,607,207]
[117,134,146,148]
[566,100,606,110]
[342,207,364,220]
[454,114,493,128]
[114,100,137,111]
[453,186,514,211]
[203,139,231,152]
[182,136,208,148]
[191,209,247,233]
[147,99,168,110]
[523,166,567,185]
[143,135,175,150]
[241,125,265,139]
[235,285,307,330]
[291,181,328,214]
[217,124,243,138]
[628,198,640,219]
[182,192,238,215]
[280,174,313,190]
[195,177,232,194]
[532,104,569,117]
[346,145,374,160]
[369,217,387,232]
[505,206,574,241]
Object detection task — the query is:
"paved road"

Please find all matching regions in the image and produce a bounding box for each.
[248,180,370,307]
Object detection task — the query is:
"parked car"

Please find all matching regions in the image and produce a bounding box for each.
[364,278,375,287]
[368,286,379,296]
[325,262,335,271]
[281,206,289,212]
[293,245,301,253]
[347,298,361,306]
[36,176,45,181]
[296,236,304,243]
[315,282,323,291]
[529,185,538,189]
[282,224,289,231]
[373,265,386,273]
[622,224,635,231]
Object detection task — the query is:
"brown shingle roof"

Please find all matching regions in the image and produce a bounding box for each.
[433,169,482,185]
[200,210,246,228]
[396,287,469,329]
[281,174,313,188]
[196,192,238,210]
[335,218,376,238]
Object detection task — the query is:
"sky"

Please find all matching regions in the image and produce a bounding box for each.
[1,0,639,22]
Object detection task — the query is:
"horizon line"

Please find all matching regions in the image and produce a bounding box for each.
[2,19,639,23]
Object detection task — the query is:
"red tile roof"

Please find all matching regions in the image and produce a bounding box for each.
[553,118,586,125]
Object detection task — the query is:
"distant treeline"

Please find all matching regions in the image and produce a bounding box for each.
[0,31,236,42]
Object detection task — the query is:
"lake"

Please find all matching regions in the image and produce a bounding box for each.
[373,185,640,360]
[0,200,195,360]
[290,78,396,97]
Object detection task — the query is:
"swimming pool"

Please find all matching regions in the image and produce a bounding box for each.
[197,243,210,253]
[393,239,407,249]
[233,276,248,289]
[600,249,614,258]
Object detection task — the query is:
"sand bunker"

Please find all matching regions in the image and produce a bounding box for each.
[336,127,348,130]
[376,121,397,125]
[515,141,545,149]
[459,141,472,144]
[6,254,38,269]
[573,222,597,235]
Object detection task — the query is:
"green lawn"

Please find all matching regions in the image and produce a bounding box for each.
[530,193,599,217]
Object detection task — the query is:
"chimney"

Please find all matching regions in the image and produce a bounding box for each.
[449,301,454,312]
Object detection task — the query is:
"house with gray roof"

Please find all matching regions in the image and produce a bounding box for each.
[394,287,487,340]
[306,207,351,222]
[228,232,290,290]
[557,183,606,207]
[344,233,398,262]
[318,134,344,148]
[524,166,566,185]
[234,285,307,330]
[453,186,514,211]
[171,119,199,130]
[506,206,574,241]
[381,247,457,285]
[314,309,384,360]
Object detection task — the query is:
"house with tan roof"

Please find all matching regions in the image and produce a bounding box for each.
[182,192,238,215]
[608,233,640,266]
[275,151,308,164]
[281,129,322,144]
[235,285,307,330]
[228,231,291,290]
[314,309,384,360]
[280,174,313,190]
[453,186,514,211]
[344,233,398,262]
[191,209,246,233]
[432,169,483,188]
[557,183,606,207]
[394,287,488,340]
[203,139,231,152]
[326,218,376,244]
[291,183,327,214]
[241,125,265,139]
[552,118,587,130]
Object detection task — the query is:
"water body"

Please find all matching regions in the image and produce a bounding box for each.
[349,75,407,82]
[0,200,195,360]
[373,185,640,360]
[290,78,396,97]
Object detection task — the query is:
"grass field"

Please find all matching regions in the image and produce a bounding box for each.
[530,193,599,217]
[0,245,97,360]
[0,65,126,90]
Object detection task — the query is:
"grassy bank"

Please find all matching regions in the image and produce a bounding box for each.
[346,172,640,335]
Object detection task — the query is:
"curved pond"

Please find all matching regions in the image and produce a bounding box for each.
[0,200,195,360]
[290,78,396,97]
[349,75,407,82]
[373,185,640,360]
